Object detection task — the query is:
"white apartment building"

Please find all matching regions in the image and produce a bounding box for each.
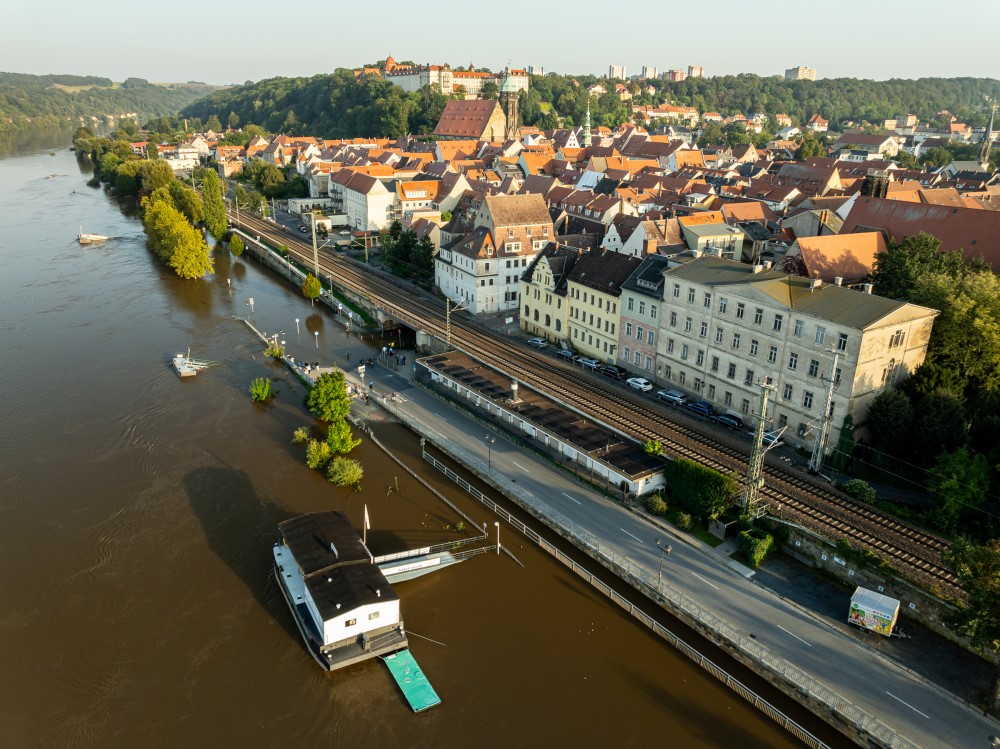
[641,66,658,80]
[785,66,817,81]
[608,65,627,80]
[328,170,394,231]
[655,256,937,456]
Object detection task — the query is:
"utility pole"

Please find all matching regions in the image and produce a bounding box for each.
[310,213,319,276]
[742,381,774,518]
[808,349,841,475]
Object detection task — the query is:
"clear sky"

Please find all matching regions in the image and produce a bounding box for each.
[4,0,998,84]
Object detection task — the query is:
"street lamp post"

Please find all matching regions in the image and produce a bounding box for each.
[655,538,672,589]
[486,435,495,470]
[494,521,500,556]
[295,318,300,340]
[314,330,319,349]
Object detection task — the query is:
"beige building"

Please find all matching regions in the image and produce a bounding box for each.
[785,66,816,81]
[655,256,937,456]
[566,250,642,362]
[520,244,582,343]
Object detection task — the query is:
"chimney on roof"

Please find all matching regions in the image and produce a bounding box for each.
[834,276,843,286]
[762,260,773,269]
[510,380,520,403]
[691,249,702,259]
[809,278,822,291]
[863,283,874,294]
[752,264,764,273]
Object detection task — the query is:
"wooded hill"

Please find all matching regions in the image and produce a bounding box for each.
[179,69,1000,138]
[0,72,220,133]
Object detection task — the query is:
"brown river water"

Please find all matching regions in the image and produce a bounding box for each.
[0,130,845,748]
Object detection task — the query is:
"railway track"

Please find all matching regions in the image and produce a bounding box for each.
[231,211,959,597]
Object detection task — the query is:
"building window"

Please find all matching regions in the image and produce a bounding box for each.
[670,311,677,326]
[743,368,755,385]
[645,356,652,371]
[697,321,706,338]
[736,302,745,319]
[788,352,798,370]
[694,378,703,391]
[667,338,674,353]
[681,344,689,360]
[715,327,724,343]
[679,371,686,385]
[741,398,750,414]
[636,326,644,341]
[696,350,704,366]
[687,288,695,303]
[837,333,848,352]
[753,307,763,325]
[808,359,819,377]
[707,384,716,399]
[703,292,711,308]
[835,367,842,384]
[647,330,654,346]
[711,356,719,372]
[627,298,634,311]
[731,333,741,349]
[778,413,788,428]
[803,391,814,409]
[783,383,793,399]
[625,322,633,336]
[719,297,728,314]
[664,365,672,380]
[673,283,680,299]
[793,319,803,337]
[749,339,759,357]
[624,347,631,361]
[773,314,783,332]
[635,350,642,365]
[815,326,826,345]
[727,362,736,379]
[724,391,733,406]
[639,301,646,315]
[767,345,778,363]
[651,305,657,319]
[368,611,380,621]
[346,618,357,627]
[684,317,692,332]
[890,329,905,348]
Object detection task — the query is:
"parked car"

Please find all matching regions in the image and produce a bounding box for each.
[577,357,600,370]
[598,364,629,380]
[684,400,715,416]
[338,230,351,236]
[762,430,785,448]
[626,377,653,392]
[555,348,577,361]
[296,224,307,232]
[527,337,548,349]
[714,414,745,430]
[655,389,687,406]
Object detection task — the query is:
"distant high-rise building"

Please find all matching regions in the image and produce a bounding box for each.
[641,66,658,80]
[663,69,687,82]
[608,64,626,80]
[687,65,704,78]
[527,65,544,76]
[785,66,816,81]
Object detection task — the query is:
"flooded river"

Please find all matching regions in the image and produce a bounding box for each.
[0,130,842,748]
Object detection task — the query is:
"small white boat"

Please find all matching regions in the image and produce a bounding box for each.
[78,226,109,244]
[172,349,218,378]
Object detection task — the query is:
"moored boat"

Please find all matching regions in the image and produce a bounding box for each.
[78,226,109,244]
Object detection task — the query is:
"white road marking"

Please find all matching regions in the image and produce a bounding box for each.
[885,691,930,719]
[690,572,719,590]
[511,461,531,473]
[621,528,643,543]
[776,625,812,647]
[562,492,582,505]
[434,413,449,422]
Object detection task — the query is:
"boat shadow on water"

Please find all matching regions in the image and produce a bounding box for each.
[182,466,300,643]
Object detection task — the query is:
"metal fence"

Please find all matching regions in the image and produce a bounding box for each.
[423,448,922,749]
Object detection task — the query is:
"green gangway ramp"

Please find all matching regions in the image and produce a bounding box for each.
[382,649,441,713]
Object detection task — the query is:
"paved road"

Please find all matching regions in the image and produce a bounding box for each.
[345,350,999,749]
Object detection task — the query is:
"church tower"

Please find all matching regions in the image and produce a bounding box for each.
[583,103,592,148]
[981,101,996,171]
[500,68,520,141]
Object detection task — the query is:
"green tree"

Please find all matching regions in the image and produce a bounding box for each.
[327,456,364,486]
[942,539,1000,709]
[871,232,962,301]
[140,159,175,193]
[301,273,322,305]
[926,447,990,534]
[201,169,227,239]
[249,377,274,402]
[864,390,913,456]
[795,134,825,159]
[229,233,244,257]
[227,111,240,129]
[326,419,361,455]
[697,122,724,148]
[841,478,877,504]
[664,458,738,522]
[479,81,499,100]
[205,114,223,132]
[113,160,144,196]
[306,439,333,469]
[142,197,213,279]
[168,181,205,224]
[911,390,967,457]
[306,371,353,423]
